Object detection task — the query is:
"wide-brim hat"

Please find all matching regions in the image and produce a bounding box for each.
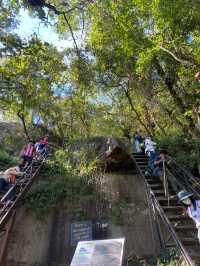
[177,190,193,202]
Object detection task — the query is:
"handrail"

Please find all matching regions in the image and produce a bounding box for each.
[0,153,47,230]
[132,153,195,266]
[150,191,194,266]
[166,156,200,198]
[163,161,169,205]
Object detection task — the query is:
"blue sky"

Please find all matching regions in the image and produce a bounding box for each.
[14,9,75,50]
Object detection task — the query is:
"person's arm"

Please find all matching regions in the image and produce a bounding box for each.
[150,140,157,146]
[33,146,36,155]
[182,207,188,217]
[5,170,23,176]
[154,159,162,165]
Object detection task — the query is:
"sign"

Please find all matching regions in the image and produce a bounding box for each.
[70,238,125,266]
[71,221,92,246]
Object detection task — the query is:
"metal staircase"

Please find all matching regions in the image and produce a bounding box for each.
[0,154,47,263]
[132,152,200,266]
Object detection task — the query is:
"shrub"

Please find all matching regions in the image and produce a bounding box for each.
[0,149,17,169]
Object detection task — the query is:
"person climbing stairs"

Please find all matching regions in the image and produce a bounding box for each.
[132,152,200,266]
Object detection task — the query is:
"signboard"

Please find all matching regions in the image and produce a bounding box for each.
[70,238,125,266]
[71,221,92,246]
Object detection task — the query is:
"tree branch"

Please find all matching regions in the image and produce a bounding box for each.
[31,1,80,56]
[17,111,30,140]
[160,45,196,66]
[63,13,79,55]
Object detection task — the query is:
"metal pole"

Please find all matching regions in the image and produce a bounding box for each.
[0,211,16,266]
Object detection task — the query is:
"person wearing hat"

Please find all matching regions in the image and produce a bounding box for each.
[178,190,200,243]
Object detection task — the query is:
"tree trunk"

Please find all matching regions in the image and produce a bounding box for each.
[122,85,151,135]
[17,111,30,140]
[143,104,155,135]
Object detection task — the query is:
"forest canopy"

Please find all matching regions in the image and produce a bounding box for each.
[0,0,200,168]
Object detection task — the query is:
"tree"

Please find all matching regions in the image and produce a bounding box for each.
[0,37,66,139]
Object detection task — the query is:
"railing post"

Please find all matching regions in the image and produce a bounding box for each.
[163,161,170,206]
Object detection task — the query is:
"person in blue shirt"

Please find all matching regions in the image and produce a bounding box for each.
[152,150,167,177]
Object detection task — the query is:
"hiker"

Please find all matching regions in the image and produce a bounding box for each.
[20,140,36,168]
[144,136,157,172]
[152,150,167,178]
[133,131,143,153]
[178,190,200,243]
[144,136,156,157]
[0,166,24,192]
[35,135,48,155]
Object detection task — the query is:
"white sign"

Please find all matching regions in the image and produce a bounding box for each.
[70,238,125,266]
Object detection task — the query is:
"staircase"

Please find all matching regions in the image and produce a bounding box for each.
[132,152,200,266]
[0,155,47,263]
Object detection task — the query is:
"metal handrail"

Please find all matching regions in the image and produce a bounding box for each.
[132,153,195,266]
[150,191,194,266]
[0,154,47,230]
[166,156,200,198]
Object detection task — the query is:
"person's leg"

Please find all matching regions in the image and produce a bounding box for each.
[23,156,30,169]
[153,168,163,183]
[148,151,156,171]
[27,156,33,166]
[21,155,26,167]
[135,140,141,153]
[0,178,7,191]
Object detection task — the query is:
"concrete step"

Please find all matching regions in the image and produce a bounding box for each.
[149,184,163,189]
[189,251,200,261]
[174,225,196,232]
[146,178,159,183]
[138,165,148,169]
[162,206,183,211]
[137,162,148,165]
[167,215,191,221]
[156,196,178,205]
[181,237,199,246]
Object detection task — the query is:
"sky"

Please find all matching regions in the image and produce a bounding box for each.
[14,9,76,51]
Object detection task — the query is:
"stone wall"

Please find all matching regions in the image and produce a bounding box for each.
[3,173,161,266]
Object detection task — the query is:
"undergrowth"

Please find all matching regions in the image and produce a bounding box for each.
[25,148,101,218]
[126,248,181,265]
[156,134,200,173]
[0,148,17,169]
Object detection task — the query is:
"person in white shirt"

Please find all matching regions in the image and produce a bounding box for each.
[178,190,200,243]
[144,136,157,156]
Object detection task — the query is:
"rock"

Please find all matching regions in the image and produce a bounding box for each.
[67,137,130,170]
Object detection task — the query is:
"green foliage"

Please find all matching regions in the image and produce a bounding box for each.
[127,248,180,266]
[25,170,95,217]
[0,148,17,169]
[25,147,101,217]
[1,0,200,175]
[157,134,200,170]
